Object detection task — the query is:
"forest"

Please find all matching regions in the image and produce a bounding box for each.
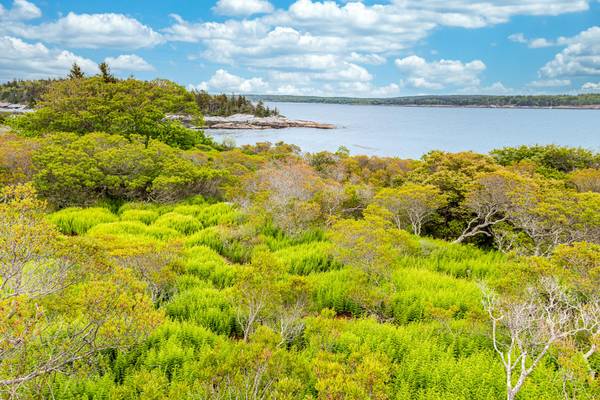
[0,68,599,400]
[251,94,600,108]
[0,64,278,118]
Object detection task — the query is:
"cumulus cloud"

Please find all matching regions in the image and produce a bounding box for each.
[539,26,600,78]
[395,56,486,90]
[104,54,155,72]
[581,82,600,91]
[0,0,41,21]
[508,33,556,48]
[0,36,97,81]
[213,0,274,16]
[192,68,400,97]
[527,79,571,87]
[10,12,163,49]
[192,69,269,94]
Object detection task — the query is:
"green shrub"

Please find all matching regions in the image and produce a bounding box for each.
[183,246,238,288]
[185,227,252,263]
[274,241,342,275]
[389,268,482,324]
[154,212,202,235]
[50,207,118,235]
[120,209,160,225]
[165,287,238,336]
[195,203,244,227]
[309,269,364,316]
[87,221,180,241]
[175,275,212,292]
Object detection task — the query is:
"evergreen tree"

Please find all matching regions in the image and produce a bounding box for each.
[98,62,116,83]
[68,63,85,79]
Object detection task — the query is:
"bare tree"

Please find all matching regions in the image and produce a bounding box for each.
[374,183,446,236]
[276,298,306,348]
[454,172,524,243]
[482,278,599,400]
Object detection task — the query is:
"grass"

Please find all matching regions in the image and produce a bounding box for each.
[50,207,118,235]
[153,212,203,235]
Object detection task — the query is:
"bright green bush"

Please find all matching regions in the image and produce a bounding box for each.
[274,241,342,275]
[87,221,181,241]
[154,212,203,235]
[183,246,238,288]
[120,209,160,225]
[195,203,244,227]
[389,268,482,324]
[165,287,238,336]
[309,269,364,316]
[50,207,118,235]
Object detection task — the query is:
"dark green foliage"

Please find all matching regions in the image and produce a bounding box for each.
[8,76,213,149]
[193,91,279,117]
[0,78,57,106]
[251,93,600,107]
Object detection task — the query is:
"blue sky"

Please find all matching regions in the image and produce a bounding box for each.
[0,0,599,96]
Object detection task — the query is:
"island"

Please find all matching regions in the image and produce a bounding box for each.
[167,113,336,130]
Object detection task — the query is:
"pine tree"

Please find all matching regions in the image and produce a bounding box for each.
[68,63,85,79]
[98,62,116,83]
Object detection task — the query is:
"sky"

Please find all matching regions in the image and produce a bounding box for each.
[0,0,599,97]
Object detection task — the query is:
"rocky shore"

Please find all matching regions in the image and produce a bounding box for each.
[168,113,336,130]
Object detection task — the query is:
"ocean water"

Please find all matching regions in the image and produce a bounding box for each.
[207,102,600,158]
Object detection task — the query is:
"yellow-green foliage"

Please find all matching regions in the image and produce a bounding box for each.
[153,212,203,235]
[390,268,482,324]
[120,209,160,225]
[408,239,516,279]
[274,241,342,275]
[184,246,238,288]
[165,287,238,336]
[185,227,224,250]
[87,221,181,241]
[50,207,118,235]
[196,203,244,227]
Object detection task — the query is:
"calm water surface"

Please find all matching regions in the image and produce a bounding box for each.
[208,102,600,158]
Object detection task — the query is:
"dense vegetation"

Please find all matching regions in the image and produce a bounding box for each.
[0,78,58,106]
[1,73,599,400]
[193,91,279,117]
[0,67,279,118]
[251,94,600,108]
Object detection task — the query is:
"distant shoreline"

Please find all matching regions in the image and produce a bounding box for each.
[249,94,600,110]
[259,101,600,111]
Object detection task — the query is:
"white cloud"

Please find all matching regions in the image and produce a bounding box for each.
[348,52,386,65]
[581,81,600,91]
[395,55,486,90]
[11,12,163,49]
[213,0,274,16]
[0,36,97,81]
[0,0,41,21]
[162,1,591,96]
[104,54,155,72]
[509,32,560,48]
[194,69,269,93]
[527,79,571,87]
[539,26,600,78]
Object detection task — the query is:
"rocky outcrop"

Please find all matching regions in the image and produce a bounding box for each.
[167,113,335,130]
[0,103,31,114]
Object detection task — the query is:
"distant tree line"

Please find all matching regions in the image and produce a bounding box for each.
[0,76,281,118]
[0,78,59,106]
[192,90,279,117]
[251,94,600,107]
